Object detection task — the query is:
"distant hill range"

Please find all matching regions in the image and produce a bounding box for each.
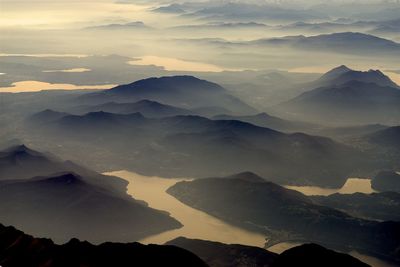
[277,65,400,125]
[26,110,371,188]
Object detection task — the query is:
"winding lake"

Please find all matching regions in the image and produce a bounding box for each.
[106,171,394,267]
[105,170,266,247]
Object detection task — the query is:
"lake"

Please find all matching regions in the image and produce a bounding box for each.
[286,178,376,196]
[106,171,394,267]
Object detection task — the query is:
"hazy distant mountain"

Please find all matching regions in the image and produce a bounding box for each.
[372,171,400,193]
[212,113,317,133]
[167,237,369,267]
[85,21,151,30]
[167,172,400,262]
[184,2,326,22]
[29,109,70,124]
[253,32,400,55]
[153,3,187,14]
[169,22,268,31]
[0,172,181,244]
[79,76,257,115]
[28,112,369,187]
[76,100,195,118]
[311,192,400,221]
[0,224,206,267]
[278,66,400,124]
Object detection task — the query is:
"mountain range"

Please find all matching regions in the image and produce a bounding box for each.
[0,145,182,243]
[27,110,370,187]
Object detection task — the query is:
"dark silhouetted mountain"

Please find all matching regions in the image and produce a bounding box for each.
[0,172,181,244]
[372,171,400,193]
[77,100,194,118]
[213,113,317,133]
[167,237,370,267]
[28,112,370,187]
[278,66,400,124]
[166,237,278,267]
[273,244,369,267]
[0,224,206,267]
[79,76,257,115]
[311,191,400,221]
[167,172,400,262]
[0,144,126,194]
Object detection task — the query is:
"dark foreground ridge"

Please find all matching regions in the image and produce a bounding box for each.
[167,237,370,267]
[0,224,207,267]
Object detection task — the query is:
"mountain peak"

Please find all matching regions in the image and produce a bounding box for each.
[109,75,226,95]
[226,172,266,183]
[318,66,398,88]
[38,172,84,185]
[319,65,352,81]
[4,144,40,157]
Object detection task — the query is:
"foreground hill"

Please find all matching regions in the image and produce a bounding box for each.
[167,237,369,267]
[78,76,257,115]
[167,172,400,262]
[27,111,371,187]
[277,66,400,125]
[0,224,206,267]
[0,172,181,244]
